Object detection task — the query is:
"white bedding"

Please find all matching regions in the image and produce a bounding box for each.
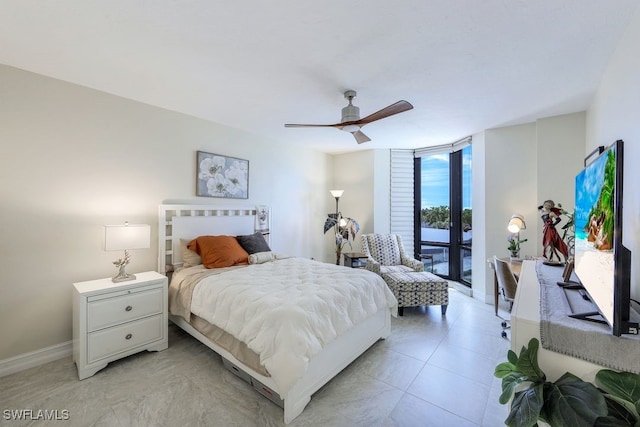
[189,257,397,396]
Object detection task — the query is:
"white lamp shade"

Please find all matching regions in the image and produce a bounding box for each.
[104,224,150,251]
[330,190,344,198]
[507,214,526,233]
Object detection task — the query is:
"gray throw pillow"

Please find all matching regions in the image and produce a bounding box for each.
[236,232,271,254]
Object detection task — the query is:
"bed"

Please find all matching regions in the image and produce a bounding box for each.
[158,204,397,423]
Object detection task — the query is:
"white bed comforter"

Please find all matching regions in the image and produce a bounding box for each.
[190,257,397,396]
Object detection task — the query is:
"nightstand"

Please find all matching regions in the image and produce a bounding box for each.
[72,271,168,380]
[343,252,368,268]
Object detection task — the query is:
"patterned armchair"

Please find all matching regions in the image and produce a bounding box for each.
[361,234,424,275]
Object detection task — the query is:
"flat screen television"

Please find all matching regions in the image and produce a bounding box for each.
[573,139,635,336]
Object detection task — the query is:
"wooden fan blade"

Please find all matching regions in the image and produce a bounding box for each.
[284,123,339,128]
[356,100,413,125]
[352,130,371,144]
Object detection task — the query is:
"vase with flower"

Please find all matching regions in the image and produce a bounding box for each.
[507,234,527,260]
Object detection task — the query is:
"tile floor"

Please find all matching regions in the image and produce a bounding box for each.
[0,288,512,427]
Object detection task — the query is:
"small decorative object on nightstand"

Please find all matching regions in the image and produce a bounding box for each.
[343,252,368,268]
[72,271,168,380]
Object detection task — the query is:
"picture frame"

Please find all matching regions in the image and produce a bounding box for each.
[196,151,249,199]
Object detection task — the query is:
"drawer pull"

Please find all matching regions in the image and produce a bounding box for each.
[125,305,133,312]
[125,333,132,340]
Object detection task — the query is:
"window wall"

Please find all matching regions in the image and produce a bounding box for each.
[415,143,472,286]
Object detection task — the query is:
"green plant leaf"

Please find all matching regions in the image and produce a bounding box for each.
[600,394,638,426]
[494,361,516,379]
[596,370,640,405]
[499,372,529,404]
[594,415,636,426]
[543,372,608,427]
[505,384,544,427]
[601,394,640,422]
[507,349,518,365]
[515,338,546,382]
[323,217,337,234]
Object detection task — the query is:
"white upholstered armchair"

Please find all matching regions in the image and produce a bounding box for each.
[361,234,424,275]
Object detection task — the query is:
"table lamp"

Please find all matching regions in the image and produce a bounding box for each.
[104,222,150,282]
[507,214,526,233]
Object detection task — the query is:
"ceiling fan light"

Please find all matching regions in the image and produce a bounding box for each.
[342,124,360,133]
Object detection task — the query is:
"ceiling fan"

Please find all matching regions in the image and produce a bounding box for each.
[284,90,413,144]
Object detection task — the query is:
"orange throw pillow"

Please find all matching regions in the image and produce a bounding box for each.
[188,235,249,268]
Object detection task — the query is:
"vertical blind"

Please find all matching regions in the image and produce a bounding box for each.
[390,149,415,256]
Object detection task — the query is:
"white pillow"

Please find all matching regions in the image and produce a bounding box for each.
[248,251,275,264]
[181,238,202,268]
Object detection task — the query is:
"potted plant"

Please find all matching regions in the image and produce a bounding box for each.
[323,212,360,265]
[507,234,527,259]
[494,337,640,426]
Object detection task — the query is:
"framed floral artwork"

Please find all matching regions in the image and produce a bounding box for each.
[196,151,249,199]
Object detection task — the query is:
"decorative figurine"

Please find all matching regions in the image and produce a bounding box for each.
[112,251,134,282]
[538,200,569,262]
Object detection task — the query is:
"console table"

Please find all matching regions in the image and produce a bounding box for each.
[510,260,606,382]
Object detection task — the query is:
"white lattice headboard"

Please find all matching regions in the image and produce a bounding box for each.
[158,204,261,274]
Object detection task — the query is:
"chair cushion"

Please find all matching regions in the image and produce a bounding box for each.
[382,271,449,292]
[380,265,413,274]
[365,235,401,266]
[381,271,449,308]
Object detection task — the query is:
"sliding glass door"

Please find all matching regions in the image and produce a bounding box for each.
[415,144,472,286]
[418,153,451,276]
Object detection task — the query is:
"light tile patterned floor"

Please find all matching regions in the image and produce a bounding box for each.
[0,288,512,426]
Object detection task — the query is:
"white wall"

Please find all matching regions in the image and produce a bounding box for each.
[0,65,332,360]
[475,112,585,302]
[536,112,586,254]
[586,5,640,299]
[330,149,391,261]
[479,122,538,301]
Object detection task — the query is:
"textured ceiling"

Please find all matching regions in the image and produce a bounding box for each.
[1,1,637,153]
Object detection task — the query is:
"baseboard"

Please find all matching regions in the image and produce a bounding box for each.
[449,280,472,297]
[0,341,72,378]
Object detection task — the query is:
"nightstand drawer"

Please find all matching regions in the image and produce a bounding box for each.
[87,286,163,331]
[87,314,163,363]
